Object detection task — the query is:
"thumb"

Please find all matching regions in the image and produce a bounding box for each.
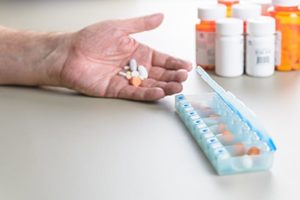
[119,13,164,34]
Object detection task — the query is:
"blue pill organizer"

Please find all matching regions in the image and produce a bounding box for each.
[175,67,276,175]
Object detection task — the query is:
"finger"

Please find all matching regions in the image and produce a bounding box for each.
[119,13,164,35]
[117,85,165,101]
[149,67,188,82]
[141,79,183,95]
[152,50,192,71]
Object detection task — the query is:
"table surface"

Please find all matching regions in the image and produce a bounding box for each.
[0,1,299,200]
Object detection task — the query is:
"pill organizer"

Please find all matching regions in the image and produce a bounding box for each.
[175,67,276,175]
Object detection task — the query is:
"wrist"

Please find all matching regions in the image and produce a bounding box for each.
[0,28,73,86]
[37,32,73,86]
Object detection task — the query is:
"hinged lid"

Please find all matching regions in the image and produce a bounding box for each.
[196,67,277,151]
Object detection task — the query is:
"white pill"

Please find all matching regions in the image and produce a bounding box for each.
[118,71,127,77]
[124,66,130,70]
[131,71,140,77]
[138,65,148,79]
[129,59,138,71]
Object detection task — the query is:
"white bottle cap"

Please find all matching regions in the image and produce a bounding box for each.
[272,0,300,7]
[232,4,262,20]
[198,4,227,21]
[247,16,275,36]
[216,18,243,35]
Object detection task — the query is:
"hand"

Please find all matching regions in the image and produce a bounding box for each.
[59,13,192,101]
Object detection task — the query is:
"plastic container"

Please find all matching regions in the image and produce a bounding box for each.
[246,17,276,77]
[175,67,276,175]
[268,0,300,71]
[218,0,240,17]
[215,18,244,77]
[196,4,227,70]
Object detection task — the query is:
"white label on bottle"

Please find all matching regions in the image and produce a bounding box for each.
[275,31,282,66]
[196,31,216,68]
[246,36,275,77]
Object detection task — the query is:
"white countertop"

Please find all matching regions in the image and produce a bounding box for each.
[0,1,299,200]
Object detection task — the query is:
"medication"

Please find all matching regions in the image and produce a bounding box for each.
[218,0,240,17]
[130,77,142,87]
[233,142,246,156]
[118,59,149,87]
[232,4,262,32]
[131,71,140,77]
[129,59,138,71]
[175,67,276,175]
[215,18,244,77]
[247,147,261,155]
[196,4,227,70]
[138,65,148,80]
[246,17,276,77]
[269,0,300,71]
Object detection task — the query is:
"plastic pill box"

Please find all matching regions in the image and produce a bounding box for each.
[175,67,276,175]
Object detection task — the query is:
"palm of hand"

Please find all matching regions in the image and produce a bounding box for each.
[60,15,191,101]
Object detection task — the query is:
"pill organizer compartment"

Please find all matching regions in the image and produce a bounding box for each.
[175,67,276,175]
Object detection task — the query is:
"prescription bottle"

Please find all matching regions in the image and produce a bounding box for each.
[268,0,300,71]
[196,4,227,70]
[232,4,262,32]
[215,18,244,77]
[218,0,240,17]
[246,17,276,77]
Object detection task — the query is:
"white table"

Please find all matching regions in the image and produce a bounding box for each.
[0,1,299,200]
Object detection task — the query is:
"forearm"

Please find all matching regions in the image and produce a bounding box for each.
[0,26,72,86]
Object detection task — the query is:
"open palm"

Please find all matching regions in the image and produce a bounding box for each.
[60,14,192,101]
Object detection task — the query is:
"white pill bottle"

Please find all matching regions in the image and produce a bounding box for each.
[246,17,275,77]
[215,18,244,77]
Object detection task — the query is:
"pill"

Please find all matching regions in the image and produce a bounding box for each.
[129,59,138,71]
[118,71,127,77]
[138,65,148,79]
[247,147,261,156]
[222,130,232,135]
[124,66,130,70]
[131,71,140,77]
[130,77,142,87]
[233,143,246,156]
[126,71,132,79]
[219,123,226,132]
[222,134,235,143]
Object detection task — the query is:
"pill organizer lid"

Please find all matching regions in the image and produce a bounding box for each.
[232,4,262,20]
[272,0,300,7]
[196,67,277,151]
[198,4,227,21]
[247,16,276,35]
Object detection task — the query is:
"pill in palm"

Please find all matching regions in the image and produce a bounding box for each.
[129,59,138,71]
[119,58,149,87]
[126,71,132,79]
[118,71,127,78]
[131,71,140,77]
[138,65,148,79]
[130,77,142,87]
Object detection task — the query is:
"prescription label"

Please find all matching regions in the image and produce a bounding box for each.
[275,31,282,66]
[196,31,216,69]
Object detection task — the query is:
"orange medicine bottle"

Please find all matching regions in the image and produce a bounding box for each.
[269,0,300,71]
[196,4,227,70]
[218,0,239,17]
